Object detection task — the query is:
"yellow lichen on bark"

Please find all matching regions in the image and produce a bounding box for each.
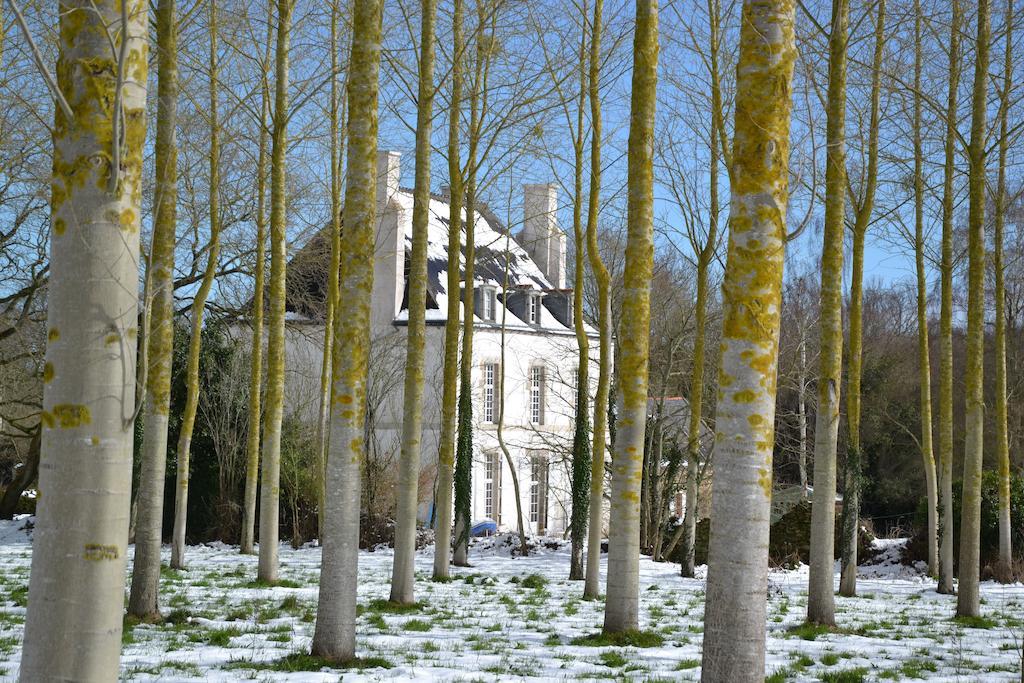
[702,2,796,680]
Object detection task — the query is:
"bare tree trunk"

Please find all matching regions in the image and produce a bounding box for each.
[602,0,657,635]
[171,0,222,571]
[314,0,345,546]
[240,7,273,556]
[583,0,610,601]
[808,0,848,628]
[797,336,808,494]
[840,0,885,598]
[912,0,938,578]
[432,0,464,581]
[937,0,961,596]
[19,1,147,678]
[0,429,39,519]
[569,0,591,581]
[390,0,438,605]
[957,0,990,619]
[128,0,177,616]
[258,0,294,583]
[701,2,795,678]
[993,0,1014,580]
[310,0,384,661]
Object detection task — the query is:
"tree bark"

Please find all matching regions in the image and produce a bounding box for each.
[310,0,383,661]
[20,1,147,678]
[258,0,294,583]
[839,0,885,598]
[911,0,938,578]
[602,0,657,635]
[584,0,610,601]
[808,0,848,627]
[390,0,437,605]
[0,430,39,520]
[993,0,1014,580]
[128,0,177,616]
[171,0,222,571]
[701,3,795,678]
[937,0,961,596]
[240,6,273,557]
[957,0,990,619]
[569,0,591,581]
[432,0,464,581]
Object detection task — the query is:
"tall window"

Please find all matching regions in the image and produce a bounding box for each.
[480,287,495,321]
[530,453,548,531]
[529,366,545,425]
[485,451,501,522]
[528,293,541,324]
[483,363,497,423]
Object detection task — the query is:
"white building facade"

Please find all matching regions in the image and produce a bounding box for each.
[282,151,603,537]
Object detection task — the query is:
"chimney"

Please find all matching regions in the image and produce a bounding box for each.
[372,150,405,330]
[521,183,566,289]
[377,150,401,209]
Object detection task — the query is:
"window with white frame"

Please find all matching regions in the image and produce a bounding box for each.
[480,287,496,321]
[529,366,545,425]
[483,363,497,423]
[528,293,541,324]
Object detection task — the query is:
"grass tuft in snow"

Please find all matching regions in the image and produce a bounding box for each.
[953,614,998,629]
[366,598,423,613]
[228,651,394,672]
[518,573,548,589]
[571,629,664,648]
[403,618,433,632]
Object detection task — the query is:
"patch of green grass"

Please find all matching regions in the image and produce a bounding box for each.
[520,574,547,589]
[159,565,183,581]
[422,641,440,653]
[786,622,834,641]
[765,666,793,683]
[819,668,867,683]
[571,629,664,648]
[196,627,242,647]
[674,658,700,670]
[0,635,19,655]
[820,652,840,666]
[366,613,387,630]
[366,598,423,614]
[403,618,432,632]
[954,614,997,629]
[791,654,814,671]
[278,595,301,612]
[244,578,301,589]
[544,633,561,646]
[227,652,393,672]
[598,650,628,668]
[164,608,190,625]
[900,658,938,678]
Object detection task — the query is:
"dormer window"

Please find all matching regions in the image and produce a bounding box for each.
[479,286,497,322]
[528,293,542,325]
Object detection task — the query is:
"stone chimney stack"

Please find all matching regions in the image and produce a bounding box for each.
[372,150,405,330]
[377,150,401,209]
[521,183,566,289]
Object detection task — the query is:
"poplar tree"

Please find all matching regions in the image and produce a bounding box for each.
[911,0,938,577]
[128,0,177,618]
[603,0,657,634]
[958,0,989,619]
[807,0,848,628]
[311,0,384,661]
[391,0,438,604]
[839,0,885,598]
[569,0,592,582]
[19,1,148,677]
[937,0,961,596]
[453,1,490,566]
[584,0,612,601]
[680,0,728,578]
[993,0,1014,579]
[258,0,294,583]
[315,0,346,543]
[241,5,274,556]
[171,0,223,570]
[701,1,796,677]
[433,0,465,581]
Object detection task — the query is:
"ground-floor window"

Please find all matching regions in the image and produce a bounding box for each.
[529,452,549,533]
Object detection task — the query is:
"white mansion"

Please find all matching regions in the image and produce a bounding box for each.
[281,151,602,537]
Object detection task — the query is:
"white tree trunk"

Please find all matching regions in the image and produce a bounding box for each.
[20,1,148,679]
[701,1,796,680]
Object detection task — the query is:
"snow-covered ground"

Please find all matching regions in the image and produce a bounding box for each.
[1,517,1022,681]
